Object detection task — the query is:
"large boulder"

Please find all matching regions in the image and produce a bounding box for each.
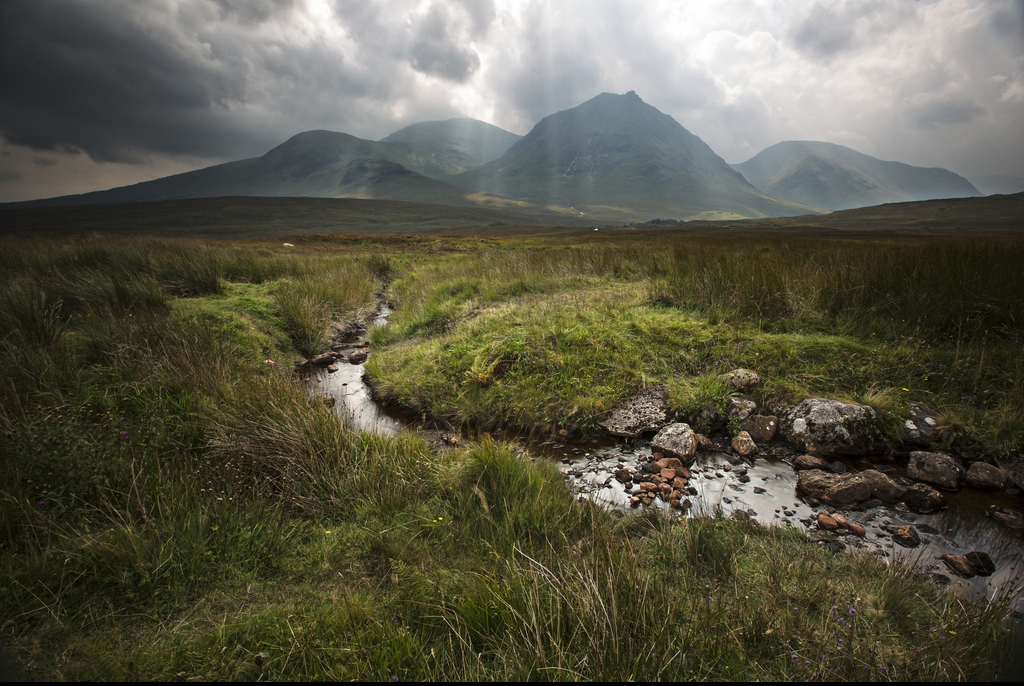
[901,483,947,513]
[602,385,670,438]
[907,451,963,490]
[717,368,762,394]
[858,469,908,502]
[652,423,698,462]
[726,397,757,421]
[780,399,888,456]
[964,462,1007,490]
[796,469,872,506]
[741,415,778,443]
[902,401,940,447]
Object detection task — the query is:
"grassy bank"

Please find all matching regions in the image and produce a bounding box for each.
[0,234,1019,680]
[367,234,1023,452]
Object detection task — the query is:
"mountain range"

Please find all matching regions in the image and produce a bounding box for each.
[2,92,989,221]
[732,141,981,211]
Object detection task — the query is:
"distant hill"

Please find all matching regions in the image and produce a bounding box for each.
[732,141,981,211]
[452,92,816,221]
[969,175,1024,196]
[6,122,521,210]
[380,118,521,176]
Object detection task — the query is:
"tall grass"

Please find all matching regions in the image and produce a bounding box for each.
[648,237,1024,342]
[0,233,1017,680]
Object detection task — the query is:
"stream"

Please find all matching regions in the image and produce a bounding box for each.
[305,308,1024,612]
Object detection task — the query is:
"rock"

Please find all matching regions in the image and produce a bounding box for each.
[672,477,688,490]
[780,398,888,456]
[327,364,339,373]
[907,451,962,490]
[832,513,851,528]
[794,454,832,471]
[630,496,641,508]
[901,483,948,513]
[347,349,368,364]
[940,554,977,578]
[741,415,778,443]
[848,523,866,537]
[965,551,996,576]
[669,498,681,508]
[817,513,839,529]
[695,433,713,449]
[753,486,767,494]
[601,385,671,437]
[892,525,921,547]
[830,461,847,474]
[986,505,1024,529]
[717,368,762,394]
[902,401,940,447]
[309,352,336,367]
[796,469,872,506]
[614,468,632,483]
[658,483,672,497]
[858,469,907,502]
[997,452,1024,491]
[660,468,677,480]
[964,462,1007,490]
[655,458,689,479]
[651,423,698,462]
[731,431,759,457]
[726,397,757,421]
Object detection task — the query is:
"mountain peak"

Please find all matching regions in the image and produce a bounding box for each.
[733,140,981,210]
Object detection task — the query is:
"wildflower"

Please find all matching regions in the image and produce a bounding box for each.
[37,500,45,506]
[72,461,78,468]
[901,387,910,392]
[849,608,856,615]
[391,677,399,682]
[949,630,956,635]
[324,530,332,535]
[265,359,275,366]
[120,431,129,437]
[87,428,94,434]
[804,660,811,666]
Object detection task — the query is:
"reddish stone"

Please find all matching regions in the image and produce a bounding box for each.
[817,513,839,530]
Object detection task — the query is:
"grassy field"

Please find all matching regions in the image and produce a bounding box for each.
[1,231,1021,680]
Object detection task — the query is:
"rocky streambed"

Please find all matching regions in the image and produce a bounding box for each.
[299,314,1024,612]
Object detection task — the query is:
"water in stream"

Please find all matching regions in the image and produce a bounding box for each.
[306,308,1024,612]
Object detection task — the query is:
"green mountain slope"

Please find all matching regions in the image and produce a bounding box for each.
[452,91,816,221]
[733,141,982,211]
[380,118,522,177]
[9,130,485,208]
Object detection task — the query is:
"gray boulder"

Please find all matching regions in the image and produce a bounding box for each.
[726,397,757,421]
[793,454,831,470]
[902,401,940,447]
[964,462,1007,490]
[901,483,947,513]
[907,451,962,490]
[859,469,908,502]
[796,469,872,506]
[602,385,670,438]
[741,415,778,443]
[717,368,762,394]
[780,398,888,456]
[652,423,698,462]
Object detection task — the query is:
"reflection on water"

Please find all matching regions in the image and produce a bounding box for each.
[306,306,405,435]
[545,437,1024,611]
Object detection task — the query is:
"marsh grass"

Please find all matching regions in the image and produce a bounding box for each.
[0,233,1018,680]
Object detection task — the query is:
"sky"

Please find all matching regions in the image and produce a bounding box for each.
[1,0,1022,202]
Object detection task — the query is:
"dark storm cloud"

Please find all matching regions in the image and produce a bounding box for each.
[212,0,296,25]
[905,93,986,129]
[410,3,482,81]
[0,0,255,162]
[787,0,915,61]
